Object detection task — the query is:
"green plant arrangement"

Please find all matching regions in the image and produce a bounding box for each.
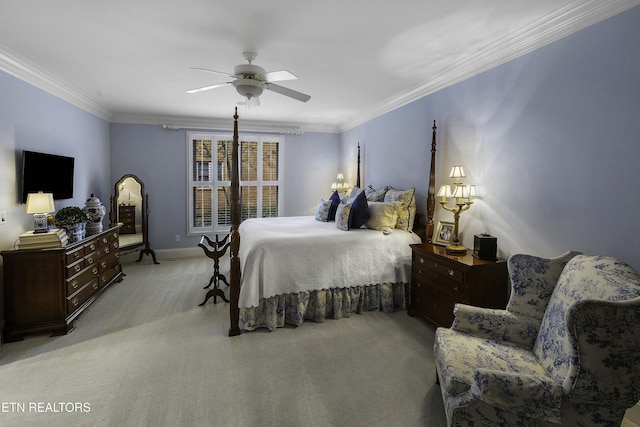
[55,206,90,228]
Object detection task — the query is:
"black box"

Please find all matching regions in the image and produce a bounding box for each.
[473,234,497,260]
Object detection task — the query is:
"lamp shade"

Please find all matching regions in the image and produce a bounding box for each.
[437,185,453,198]
[452,185,468,199]
[467,185,477,198]
[449,165,466,179]
[25,192,55,214]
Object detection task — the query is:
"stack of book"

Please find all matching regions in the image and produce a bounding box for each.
[17,228,68,249]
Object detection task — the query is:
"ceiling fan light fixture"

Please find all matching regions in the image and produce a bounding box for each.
[233,79,265,99]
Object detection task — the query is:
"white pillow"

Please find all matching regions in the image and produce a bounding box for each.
[365,202,398,230]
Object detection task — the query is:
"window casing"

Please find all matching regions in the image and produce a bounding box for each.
[187,132,283,234]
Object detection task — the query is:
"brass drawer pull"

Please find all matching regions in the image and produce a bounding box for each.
[74,264,81,272]
[74,252,80,259]
[90,243,96,251]
[448,269,455,276]
[92,267,99,275]
[72,297,79,307]
[93,282,99,290]
[101,276,108,284]
[71,280,79,290]
[87,257,94,264]
[101,261,108,269]
[102,237,108,244]
[104,247,110,254]
[419,257,424,264]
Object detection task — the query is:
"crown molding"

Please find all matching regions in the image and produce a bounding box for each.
[110,113,340,134]
[337,0,640,132]
[2,0,638,133]
[0,43,113,122]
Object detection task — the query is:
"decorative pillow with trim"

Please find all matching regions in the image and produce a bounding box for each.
[349,186,364,198]
[335,202,352,231]
[315,199,332,222]
[328,190,341,221]
[384,187,416,231]
[365,201,398,230]
[364,185,388,202]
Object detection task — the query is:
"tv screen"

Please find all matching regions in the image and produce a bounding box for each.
[21,150,75,203]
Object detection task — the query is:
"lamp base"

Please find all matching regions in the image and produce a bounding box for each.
[33,213,49,233]
[446,242,467,254]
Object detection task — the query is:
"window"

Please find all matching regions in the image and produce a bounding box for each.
[187,132,283,234]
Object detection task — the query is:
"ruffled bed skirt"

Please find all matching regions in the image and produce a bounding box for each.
[239,282,409,331]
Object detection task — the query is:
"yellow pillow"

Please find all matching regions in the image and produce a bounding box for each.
[365,202,398,230]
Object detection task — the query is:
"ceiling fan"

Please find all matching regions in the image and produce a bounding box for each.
[186,51,311,104]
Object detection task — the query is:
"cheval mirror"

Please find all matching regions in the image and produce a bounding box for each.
[109,174,159,264]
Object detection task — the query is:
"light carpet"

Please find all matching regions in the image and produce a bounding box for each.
[0,256,445,427]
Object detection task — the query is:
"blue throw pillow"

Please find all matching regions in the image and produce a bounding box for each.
[349,190,371,229]
[328,191,341,221]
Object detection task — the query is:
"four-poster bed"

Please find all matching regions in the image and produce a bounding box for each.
[226,109,437,336]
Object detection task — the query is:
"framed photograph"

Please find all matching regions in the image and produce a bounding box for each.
[433,221,454,246]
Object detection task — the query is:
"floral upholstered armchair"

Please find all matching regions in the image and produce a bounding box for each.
[434,251,640,426]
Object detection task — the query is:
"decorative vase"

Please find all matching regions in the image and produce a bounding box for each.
[66,223,86,243]
[84,193,106,236]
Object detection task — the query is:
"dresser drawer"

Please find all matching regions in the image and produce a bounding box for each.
[66,259,85,277]
[67,280,99,316]
[84,239,99,255]
[66,264,99,296]
[65,246,84,264]
[99,264,122,289]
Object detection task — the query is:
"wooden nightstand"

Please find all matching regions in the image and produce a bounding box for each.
[408,243,509,327]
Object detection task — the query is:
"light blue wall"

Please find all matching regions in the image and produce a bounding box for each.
[0,71,110,252]
[110,123,340,249]
[341,6,640,269]
[2,6,639,270]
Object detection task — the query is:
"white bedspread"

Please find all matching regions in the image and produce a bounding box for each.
[238,216,421,308]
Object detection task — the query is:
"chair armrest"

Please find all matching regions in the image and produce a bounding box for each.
[472,369,563,423]
[451,304,540,347]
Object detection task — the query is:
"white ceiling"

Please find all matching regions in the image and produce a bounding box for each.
[1,0,638,132]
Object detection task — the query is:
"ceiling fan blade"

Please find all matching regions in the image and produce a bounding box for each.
[186,82,231,94]
[266,83,311,102]
[260,70,297,82]
[189,67,235,78]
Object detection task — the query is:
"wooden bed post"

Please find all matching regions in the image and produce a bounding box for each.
[228,108,241,336]
[426,120,437,243]
[356,143,361,188]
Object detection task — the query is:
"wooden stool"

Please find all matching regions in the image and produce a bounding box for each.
[198,233,230,306]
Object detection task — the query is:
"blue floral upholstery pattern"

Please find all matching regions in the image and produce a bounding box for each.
[239,282,408,331]
[434,252,640,426]
[315,199,332,222]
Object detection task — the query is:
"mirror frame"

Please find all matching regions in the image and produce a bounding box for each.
[110,173,159,264]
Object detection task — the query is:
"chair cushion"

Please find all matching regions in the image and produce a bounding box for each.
[435,328,548,397]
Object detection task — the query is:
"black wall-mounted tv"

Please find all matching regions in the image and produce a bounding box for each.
[21,150,75,203]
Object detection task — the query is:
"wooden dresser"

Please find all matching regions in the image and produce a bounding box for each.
[118,205,136,234]
[1,226,123,342]
[408,243,509,327]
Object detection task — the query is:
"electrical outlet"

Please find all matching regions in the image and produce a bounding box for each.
[175,234,180,241]
[0,210,6,224]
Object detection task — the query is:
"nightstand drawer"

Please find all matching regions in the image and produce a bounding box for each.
[412,283,459,327]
